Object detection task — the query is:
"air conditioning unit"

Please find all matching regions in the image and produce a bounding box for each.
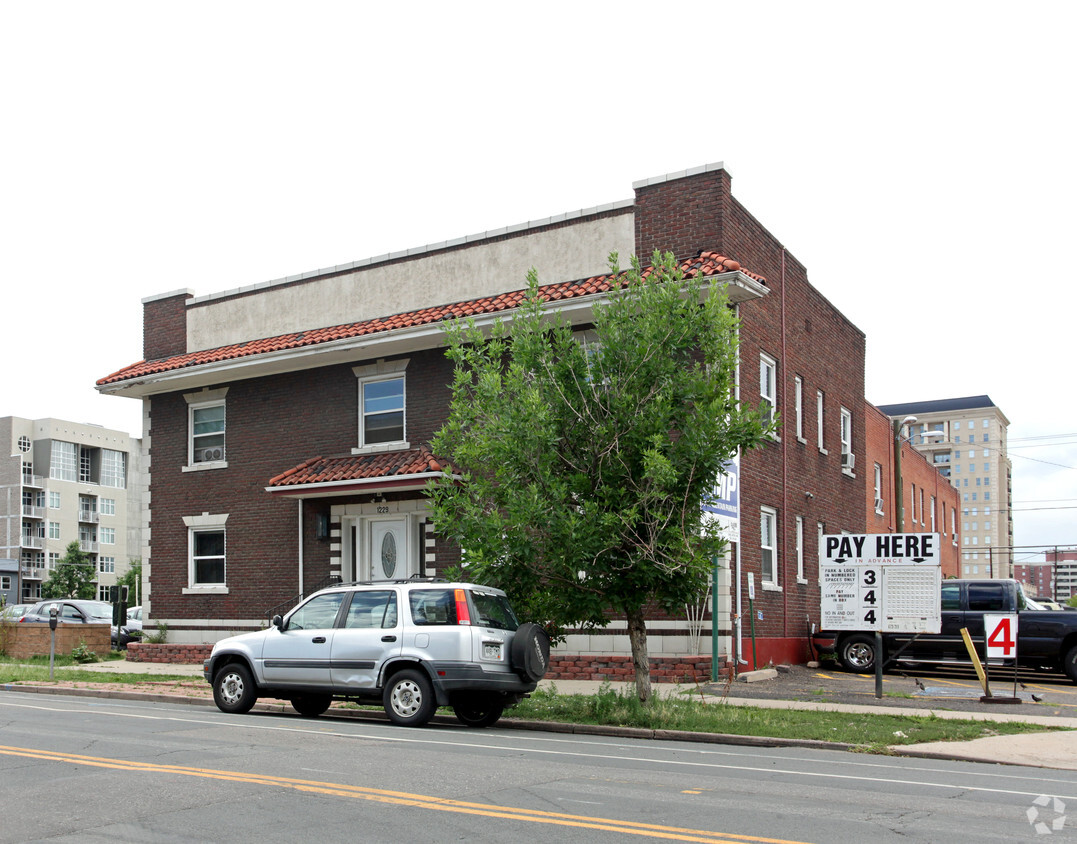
[874,497,884,512]
[841,452,855,470]
[200,447,225,462]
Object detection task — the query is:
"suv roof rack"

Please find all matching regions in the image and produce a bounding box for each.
[329,576,448,588]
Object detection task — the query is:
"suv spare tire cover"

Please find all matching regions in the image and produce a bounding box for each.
[510,622,551,682]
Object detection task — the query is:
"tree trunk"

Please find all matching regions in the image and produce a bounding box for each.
[625,605,651,703]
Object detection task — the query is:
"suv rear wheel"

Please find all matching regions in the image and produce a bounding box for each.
[451,692,505,728]
[291,694,332,717]
[384,668,437,727]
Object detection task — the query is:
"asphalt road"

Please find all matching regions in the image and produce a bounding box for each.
[1,689,1075,842]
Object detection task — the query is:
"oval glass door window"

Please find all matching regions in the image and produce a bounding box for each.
[381,531,397,578]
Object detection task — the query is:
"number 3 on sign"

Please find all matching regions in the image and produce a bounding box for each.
[985,613,1018,659]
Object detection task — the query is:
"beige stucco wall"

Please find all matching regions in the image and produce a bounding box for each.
[186,214,634,353]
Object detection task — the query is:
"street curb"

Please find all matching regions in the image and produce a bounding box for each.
[0,682,854,752]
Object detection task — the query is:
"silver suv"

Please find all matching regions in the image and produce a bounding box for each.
[203,579,549,728]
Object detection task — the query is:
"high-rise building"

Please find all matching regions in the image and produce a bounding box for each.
[1,417,143,603]
[877,396,1013,579]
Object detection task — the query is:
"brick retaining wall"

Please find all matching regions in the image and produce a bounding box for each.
[0,622,111,659]
[547,655,725,683]
[127,642,213,663]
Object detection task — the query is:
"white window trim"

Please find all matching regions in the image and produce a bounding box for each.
[840,406,854,475]
[353,359,410,454]
[760,353,778,439]
[794,376,805,443]
[873,463,884,515]
[183,513,229,594]
[761,505,780,589]
[795,515,806,584]
[816,390,827,454]
[183,387,229,472]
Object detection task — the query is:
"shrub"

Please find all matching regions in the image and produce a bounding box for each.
[71,641,98,663]
[142,621,168,644]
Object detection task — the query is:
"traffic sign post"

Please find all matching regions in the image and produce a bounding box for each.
[819,533,942,698]
[984,613,1021,702]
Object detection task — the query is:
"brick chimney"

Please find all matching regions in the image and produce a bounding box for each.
[142,289,193,361]
[633,163,732,261]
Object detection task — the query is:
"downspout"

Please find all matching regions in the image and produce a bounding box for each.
[297,499,305,599]
[734,305,745,665]
[780,248,789,645]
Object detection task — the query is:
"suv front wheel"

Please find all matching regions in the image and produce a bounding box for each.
[383,668,437,727]
[213,662,258,714]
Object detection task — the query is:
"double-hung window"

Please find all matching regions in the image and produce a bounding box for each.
[191,529,225,586]
[184,513,228,592]
[760,506,779,587]
[362,377,405,445]
[816,391,826,453]
[759,354,777,430]
[354,359,410,452]
[873,463,884,514]
[795,515,805,583]
[794,376,804,442]
[192,404,225,463]
[186,388,228,468]
[840,407,854,472]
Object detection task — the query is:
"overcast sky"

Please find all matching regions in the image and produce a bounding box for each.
[2,2,1074,558]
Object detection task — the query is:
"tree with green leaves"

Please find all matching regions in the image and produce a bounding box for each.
[429,251,775,702]
[41,541,98,600]
[117,558,143,606]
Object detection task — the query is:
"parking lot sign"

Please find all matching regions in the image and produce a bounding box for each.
[819,533,941,633]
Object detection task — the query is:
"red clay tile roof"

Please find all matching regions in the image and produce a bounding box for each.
[268,448,447,490]
[99,252,762,386]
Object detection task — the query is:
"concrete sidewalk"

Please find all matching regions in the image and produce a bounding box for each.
[50,664,1077,770]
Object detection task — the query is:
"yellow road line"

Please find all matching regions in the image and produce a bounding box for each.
[0,745,814,844]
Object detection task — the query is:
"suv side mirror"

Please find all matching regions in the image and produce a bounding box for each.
[271,614,284,631]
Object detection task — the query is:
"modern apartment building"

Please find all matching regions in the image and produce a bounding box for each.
[1,416,143,602]
[876,396,1013,579]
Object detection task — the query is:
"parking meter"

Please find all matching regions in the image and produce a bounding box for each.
[48,603,59,679]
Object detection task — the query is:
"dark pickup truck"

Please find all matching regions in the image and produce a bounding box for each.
[812,579,1077,683]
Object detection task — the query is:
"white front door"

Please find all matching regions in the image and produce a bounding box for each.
[370,518,409,581]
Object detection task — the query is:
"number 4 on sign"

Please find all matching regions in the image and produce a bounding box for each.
[985,614,1018,660]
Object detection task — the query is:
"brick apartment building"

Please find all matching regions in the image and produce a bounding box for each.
[863,405,960,579]
[99,163,877,675]
[1016,548,1077,602]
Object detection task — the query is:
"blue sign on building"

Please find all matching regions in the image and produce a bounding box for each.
[702,455,739,540]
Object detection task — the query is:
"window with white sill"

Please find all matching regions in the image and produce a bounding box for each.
[840,406,854,472]
[760,354,777,430]
[760,506,779,587]
[184,513,229,592]
[354,359,410,452]
[185,388,229,468]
